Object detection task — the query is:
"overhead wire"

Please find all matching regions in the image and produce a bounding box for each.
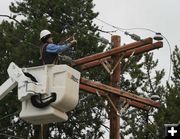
[159,34,172,82]
[0,7,173,137]
[0,5,171,127]
[0,110,20,121]
[95,18,125,33]
[0,111,21,137]
[118,27,157,34]
[0,14,23,26]
[0,15,34,134]
[0,133,25,139]
[0,123,21,132]
[0,119,31,139]
[0,7,171,139]
[124,28,172,82]
[0,7,172,80]
[95,18,172,82]
[0,13,114,48]
[96,18,158,34]
[96,28,117,35]
[95,20,172,136]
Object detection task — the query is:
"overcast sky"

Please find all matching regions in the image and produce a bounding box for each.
[1,0,179,83]
[94,0,180,83]
[0,0,179,138]
[94,0,180,45]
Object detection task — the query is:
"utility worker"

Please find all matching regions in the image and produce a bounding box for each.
[38,29,77,138]
[39,29,77,65]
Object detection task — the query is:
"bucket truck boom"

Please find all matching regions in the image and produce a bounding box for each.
[0,62,80,124]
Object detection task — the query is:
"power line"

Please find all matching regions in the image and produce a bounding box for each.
[96,28,117,35]
[0,123,19,133]
[96,18,143,41]
[0,116,29,132]
[0,14,23,26]
[121,27,157,34]
[123,28,172,82]
[95,18,172,82]
[0,133,25,139]
[159,34,172,82]
[95,18,157,34]
[95,18,125,33]
[0,110,20,121]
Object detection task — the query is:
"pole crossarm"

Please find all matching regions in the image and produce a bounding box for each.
[76,41,163,70]
[80,77,160,108]
[73,37,153,66]
[79,84,150,111]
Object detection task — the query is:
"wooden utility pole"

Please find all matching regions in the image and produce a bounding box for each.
[40,124,48,139]
[109,35,121,139]
[78,37,163,139]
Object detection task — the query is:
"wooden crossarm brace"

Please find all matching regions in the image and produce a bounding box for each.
[77,41,163,70]
[100,59,112,74]
[119,97,150,111]
[110,53,125,75]
[100,53,125,75]
[106,94,121,116]
[80,84,150,111]
[78,56,111,71]
[80,77,160,108]
[119,101,130,115]
[73,38,153,66]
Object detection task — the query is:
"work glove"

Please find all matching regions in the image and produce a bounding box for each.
[59,55,75,66]
[65,36,74,42]
[66,36,77,47]
[69,39,77,47]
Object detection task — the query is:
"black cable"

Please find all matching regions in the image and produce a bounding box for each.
[1,8,171,83]
[159,34,172,82]
[95,18,125,33]
[0,123,21,132]
[95,18,172,82]
[120,27,157,33]
[96,28,117,34]
[0,110,19,121]
[126,28,172,82]
[0,133,25,139]
[1,7,171,81]
[0,14,23,26]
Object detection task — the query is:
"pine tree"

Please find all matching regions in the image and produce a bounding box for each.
[120,52,165,139]
[0,21,21,139]
[0,0,108,138]
[153,45,180,138]
[121,46,180,139]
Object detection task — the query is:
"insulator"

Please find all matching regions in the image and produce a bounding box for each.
[124,31,141,41]
[150,95,160,101]
[99,37,110,44]
[154,33,163,41]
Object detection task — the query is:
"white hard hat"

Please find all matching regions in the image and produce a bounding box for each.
[40,29,51,40]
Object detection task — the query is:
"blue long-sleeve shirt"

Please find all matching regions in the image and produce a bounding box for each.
[46,43,70,54]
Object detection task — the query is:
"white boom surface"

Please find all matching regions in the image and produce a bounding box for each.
[0,78,17,100]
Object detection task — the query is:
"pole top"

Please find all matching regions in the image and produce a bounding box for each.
[111,35,121,47]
